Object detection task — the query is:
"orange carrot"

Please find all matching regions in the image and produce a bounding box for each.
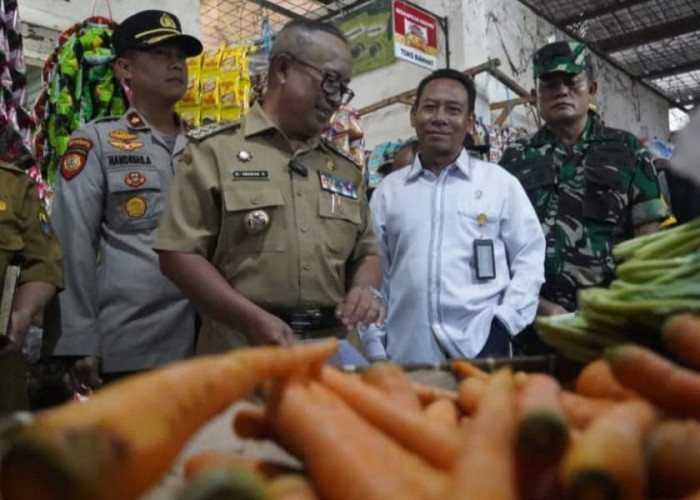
[408,381,459,407]
[456,376,487,415]
[576,359,638,401]
[561,400,658,500]
[451,360,489,380]
[233,406,273,440]
[663,314,700,368]
[360,362,422,411]
[517,373,569,462]
[647,419,700,498]
[515,374,568,500]
[319,365,460,469]
[0,341,338,500]
[266,474,319,500]
[424,398,460,428]
[267,378,447,500]
[607,345,700,419]
[443,368,517,500]
[183,450,297,481]
[560,392,617,429]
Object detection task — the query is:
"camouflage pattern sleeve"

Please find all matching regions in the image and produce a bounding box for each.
[498,141,527,174]
[627,135,669,226]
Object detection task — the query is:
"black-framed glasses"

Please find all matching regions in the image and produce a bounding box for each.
[282,52,355,105]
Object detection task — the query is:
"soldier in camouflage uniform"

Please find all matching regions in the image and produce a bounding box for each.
[500,41,668,344]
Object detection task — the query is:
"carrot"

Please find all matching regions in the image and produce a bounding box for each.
[319,365,460,469]
[423,398,460,428]
[517,373,568,462]
[451,360,489,380]
[233,406,273,440]
[515,374,568,500]
[647,419,700,498]
[408,381,459,407]
[663,314,700,368]
[360,362,422,411]
[560,392,617,429]
[0,340,338,500]
[607,344,700,419]
[561,400,658,500]
[267,378,447,500]
[183,450,297,482]
[266,474,319,500]
[443,368,517,500]
[179,463,266,500]
[456,376,487,415]
[576,359,639,401]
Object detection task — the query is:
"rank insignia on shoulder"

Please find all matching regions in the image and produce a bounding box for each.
[127,112,146,128]
[188,120,240,142]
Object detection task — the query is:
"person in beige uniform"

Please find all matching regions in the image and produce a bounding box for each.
[0,162,63,413]
[156,19,384,352]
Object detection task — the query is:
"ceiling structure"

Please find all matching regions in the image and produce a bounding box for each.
[515,0,700,108]
[199,0,700,108]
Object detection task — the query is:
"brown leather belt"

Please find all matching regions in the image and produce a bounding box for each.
[270,308,339,333]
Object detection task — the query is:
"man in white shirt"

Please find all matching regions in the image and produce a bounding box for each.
[367,69,546,363]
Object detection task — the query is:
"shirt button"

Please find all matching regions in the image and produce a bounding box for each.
[295,190,302,197]
[303,262,312,271]
[251,195,260,205]
[340,206,347,215]
[300,223,308,232]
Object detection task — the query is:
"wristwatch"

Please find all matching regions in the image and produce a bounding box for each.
[363,285,385,307]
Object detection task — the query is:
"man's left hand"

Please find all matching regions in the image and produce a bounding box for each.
[336,286,386,330]
[0,310,31,358]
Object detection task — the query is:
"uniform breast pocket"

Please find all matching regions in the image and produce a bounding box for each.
[319,194,361,259]
[222,186,287,253]
[458,201,500,240]
[582,166,627,226]
[105,169,163,232]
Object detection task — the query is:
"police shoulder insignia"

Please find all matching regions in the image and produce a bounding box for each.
[187,120,241,142]
[60,136,93,181]
[321,137,362,169]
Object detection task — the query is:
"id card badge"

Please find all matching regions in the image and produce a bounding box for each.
[474,239,496,280]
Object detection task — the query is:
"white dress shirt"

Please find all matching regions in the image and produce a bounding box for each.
[366,149,545,363]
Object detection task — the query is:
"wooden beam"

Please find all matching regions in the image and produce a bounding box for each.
[596,16,699,53]
[559,0,649,26]
[489,67,531,98]
[490,95,533,110]
[357,59,501,116]
[643,59,700,80]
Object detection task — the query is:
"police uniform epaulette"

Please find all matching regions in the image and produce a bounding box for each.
[321,137,362,168]
[188,120,241,142]
[94,115,121,123]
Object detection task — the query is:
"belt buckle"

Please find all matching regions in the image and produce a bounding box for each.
[289,309,323,333]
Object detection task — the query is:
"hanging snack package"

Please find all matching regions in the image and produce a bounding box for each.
[332,131,350,153]
[200,74,220,109]
[200,106,220,125]
[219,73,240,121]
[178,105,200,129]
[219,45,239,74]
[201,46,223,75]
[181,72,201,106]
[79,22,113,66]
[236,74,250,114]
[348,109,363,141]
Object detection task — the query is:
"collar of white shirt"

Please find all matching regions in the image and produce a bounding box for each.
[404,148,473,182]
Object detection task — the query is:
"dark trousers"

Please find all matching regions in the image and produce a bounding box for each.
[476,318,512,358]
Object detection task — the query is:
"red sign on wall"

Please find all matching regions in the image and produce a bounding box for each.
[393,1,439,70]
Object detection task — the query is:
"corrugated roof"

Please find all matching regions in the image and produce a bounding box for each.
[516,0,700,107]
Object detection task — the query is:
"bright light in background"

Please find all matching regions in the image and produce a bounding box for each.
[670,107,691,133]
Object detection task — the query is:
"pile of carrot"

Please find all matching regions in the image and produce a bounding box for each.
[2,314,700,499]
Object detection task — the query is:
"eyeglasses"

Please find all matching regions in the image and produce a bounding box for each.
[282,53,355,105]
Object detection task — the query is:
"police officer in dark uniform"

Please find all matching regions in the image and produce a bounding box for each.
[44,10,203,387]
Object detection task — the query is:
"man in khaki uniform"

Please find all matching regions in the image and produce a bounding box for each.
[156,19,384,352]
[0,162,63,413]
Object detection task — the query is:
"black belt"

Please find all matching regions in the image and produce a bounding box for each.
[270,308,339,333]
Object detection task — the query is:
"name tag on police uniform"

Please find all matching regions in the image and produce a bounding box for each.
[318,172,358,200]
[232,170,269,180]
